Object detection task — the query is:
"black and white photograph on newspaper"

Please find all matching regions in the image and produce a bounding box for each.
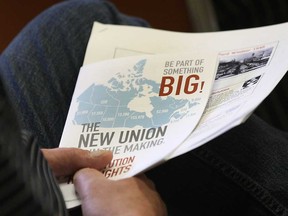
[242,75,262,89]
[215,45,275,80]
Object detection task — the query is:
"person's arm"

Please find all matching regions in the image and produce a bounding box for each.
[0,87,68,216]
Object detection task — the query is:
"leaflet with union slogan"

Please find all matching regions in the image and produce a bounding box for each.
[59,22,288,208]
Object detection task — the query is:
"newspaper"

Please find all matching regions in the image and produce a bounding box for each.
[59,22,288,208]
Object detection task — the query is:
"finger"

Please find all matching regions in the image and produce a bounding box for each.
[42,148,113,177]
[73,168,106,199]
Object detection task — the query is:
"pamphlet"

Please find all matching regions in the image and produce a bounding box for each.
[59,22,288,208]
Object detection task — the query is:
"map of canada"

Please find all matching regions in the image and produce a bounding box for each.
[73,59,199,128]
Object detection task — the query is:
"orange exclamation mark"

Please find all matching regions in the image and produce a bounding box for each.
[200,81,205,93]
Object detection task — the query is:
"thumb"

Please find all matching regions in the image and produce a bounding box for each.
[73,168,106,200]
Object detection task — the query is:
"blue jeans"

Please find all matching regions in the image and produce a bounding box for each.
[1,1,288,215]
[0,0,148,148]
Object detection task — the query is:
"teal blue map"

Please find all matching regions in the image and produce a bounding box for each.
[73,59,199,128]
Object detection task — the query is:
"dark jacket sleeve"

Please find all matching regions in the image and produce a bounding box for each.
[0,86,67,216]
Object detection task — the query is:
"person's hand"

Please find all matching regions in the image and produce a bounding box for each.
[73,168,167,216]
[41,148,112,182]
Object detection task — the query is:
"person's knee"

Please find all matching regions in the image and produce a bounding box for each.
[37,0,148,27]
